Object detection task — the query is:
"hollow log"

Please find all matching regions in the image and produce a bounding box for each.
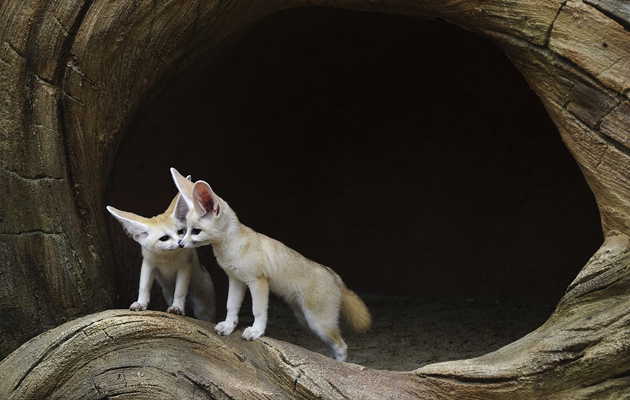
[1,0,630,397]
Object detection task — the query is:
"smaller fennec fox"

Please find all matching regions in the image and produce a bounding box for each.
[107,190,216,322]
[171,167,371,361]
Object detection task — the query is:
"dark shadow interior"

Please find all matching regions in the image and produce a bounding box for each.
[106,7,603,318]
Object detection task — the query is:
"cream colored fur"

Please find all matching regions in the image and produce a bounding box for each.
[171,168,371,361]
[107,192,216,322]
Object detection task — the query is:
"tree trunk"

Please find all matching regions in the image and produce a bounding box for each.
[1,0,630,397]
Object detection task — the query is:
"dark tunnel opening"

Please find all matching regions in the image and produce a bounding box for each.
[106,7,603,368]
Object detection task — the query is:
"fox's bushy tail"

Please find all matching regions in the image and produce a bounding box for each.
[340,287,371,333]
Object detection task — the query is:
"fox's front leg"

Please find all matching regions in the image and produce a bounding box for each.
[215,277,247,336]
[242,278,269,341]
[166,265,191,315]
[130,261,155,311]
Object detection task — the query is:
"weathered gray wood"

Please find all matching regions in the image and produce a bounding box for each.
[1,233,629,398]
[0,310,424,399]
[1,0,630,397]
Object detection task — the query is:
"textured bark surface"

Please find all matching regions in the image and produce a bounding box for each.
[1,0,629,397]
[0,310,424,399]
[1,233,629,399]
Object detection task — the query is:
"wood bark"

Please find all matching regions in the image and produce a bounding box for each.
[1,232,629,398]
[1,0,630,397]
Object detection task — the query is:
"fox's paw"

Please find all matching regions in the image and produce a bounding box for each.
[166,306,185,316]
[242,326,264,341]
[215,321,236,336]
[129,302,147,311]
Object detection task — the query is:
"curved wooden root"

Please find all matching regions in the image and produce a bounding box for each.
[0,310,421,399]
[418,232,630,399]
[2,234,629,399]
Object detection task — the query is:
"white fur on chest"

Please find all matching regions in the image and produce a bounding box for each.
[213,245,257,283]
[142,248,193,277]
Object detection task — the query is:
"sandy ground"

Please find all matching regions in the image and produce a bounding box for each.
[241,294,556,371]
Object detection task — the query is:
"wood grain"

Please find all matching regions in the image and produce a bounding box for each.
[1,0,630,396]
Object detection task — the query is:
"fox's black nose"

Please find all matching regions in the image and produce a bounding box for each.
[178,242,185,248]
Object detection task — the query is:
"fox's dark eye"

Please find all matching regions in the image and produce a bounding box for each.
[159,235,169,242]
[191,228,201,235]
[177,229,185,235]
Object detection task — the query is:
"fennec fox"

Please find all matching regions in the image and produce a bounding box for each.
[106,190,216,322]
[171,167,371,361]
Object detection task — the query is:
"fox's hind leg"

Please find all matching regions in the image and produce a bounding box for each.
[322,326,347,362]
[301,305,348,361]
[311,318,347,362]
[290,303,312,333]
[188,278,216,323]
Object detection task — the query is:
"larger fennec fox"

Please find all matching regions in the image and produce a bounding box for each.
[107,191,216,322]
[171,167,371,361]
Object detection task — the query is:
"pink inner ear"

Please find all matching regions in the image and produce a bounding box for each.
[194,185,216,214]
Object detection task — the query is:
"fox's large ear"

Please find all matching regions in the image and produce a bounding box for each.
[171,167,194,206]
[106,206,149,237]
[192,180,221,218]
[167,174,192,222]
[172,193,189,222]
